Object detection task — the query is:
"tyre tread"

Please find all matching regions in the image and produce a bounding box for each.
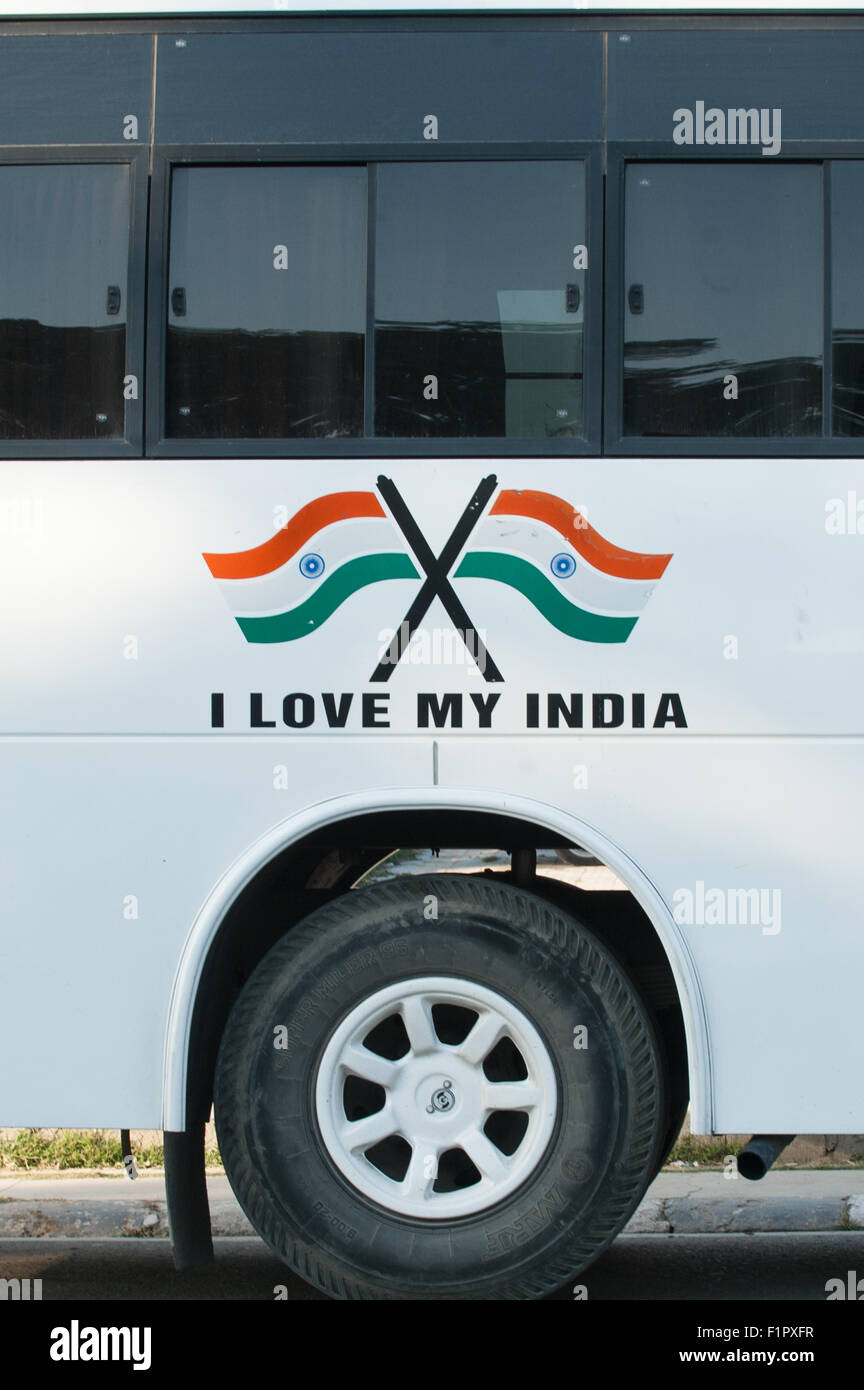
[214,874,663,1300]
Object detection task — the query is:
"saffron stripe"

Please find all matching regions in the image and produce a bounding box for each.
[235,553,418,643]
[490,489,672,581]
[467,515,658,614]
[454,553,638,643]
[219,518,402,616]
[203,491,385,580]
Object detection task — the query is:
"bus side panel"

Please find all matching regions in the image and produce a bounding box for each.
[0,458,862,1130]
[0,740,429,1126]
[440,739,864,1133]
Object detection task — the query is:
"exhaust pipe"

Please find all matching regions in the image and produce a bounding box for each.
[737,1134,795,1180]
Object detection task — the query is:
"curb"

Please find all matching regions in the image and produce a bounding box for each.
[626,1196,860,1235]
[0,1198,251,1241]
[0,1177,862,1241]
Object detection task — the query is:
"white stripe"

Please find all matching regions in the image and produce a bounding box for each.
[218,516,405,616]
[469,515,658,616]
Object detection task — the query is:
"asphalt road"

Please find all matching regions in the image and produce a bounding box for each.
[2,1231,863,1301]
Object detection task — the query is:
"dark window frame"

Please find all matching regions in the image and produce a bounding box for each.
[604,146,864,456]
[0,146,147,459]
[11,19,864,456]
[146,144,603,458]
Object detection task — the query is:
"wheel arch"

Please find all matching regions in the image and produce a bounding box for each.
[162,789,711,1135]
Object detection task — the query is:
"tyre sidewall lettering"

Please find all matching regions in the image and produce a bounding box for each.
[214,876,664,1299]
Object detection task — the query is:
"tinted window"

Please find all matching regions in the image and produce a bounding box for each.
[623,164,823,437]
[166,166,366,439]
[0,164,129,440]
[374,162,585,438]
[831,162,864,435]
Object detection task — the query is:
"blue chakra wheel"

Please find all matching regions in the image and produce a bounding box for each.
[299,552,325,579]
[550,552,577,579]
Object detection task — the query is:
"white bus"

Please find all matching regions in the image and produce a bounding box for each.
[1,0,863,1301]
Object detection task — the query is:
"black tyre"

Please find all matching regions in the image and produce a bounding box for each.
[214,874,665,1300]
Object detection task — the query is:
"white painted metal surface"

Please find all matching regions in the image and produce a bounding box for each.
[0,4,862,1151]
[1,456,861,1133]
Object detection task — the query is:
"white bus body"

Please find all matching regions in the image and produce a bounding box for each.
[0,2,861,1298]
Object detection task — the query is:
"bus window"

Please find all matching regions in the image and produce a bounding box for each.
[374,161,585,439]
[831,161,864,436]
[623,163,822,438]
[0,164,129,441]
[165,165,366,439]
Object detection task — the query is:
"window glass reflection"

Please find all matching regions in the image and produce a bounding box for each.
[166,166,366,439]
[0,164,129,440]
[374,162,585,438]
[831,162,864,436]
[624,163,822,437]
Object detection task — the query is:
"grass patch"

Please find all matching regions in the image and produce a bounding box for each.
[0,1129,222,1172]
[665,1134,739,1167]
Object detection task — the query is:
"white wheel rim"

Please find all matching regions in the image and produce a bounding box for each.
[314,975,558,1220]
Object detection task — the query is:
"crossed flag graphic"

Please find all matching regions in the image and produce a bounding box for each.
[202,476,673,681]
[370,475,501,683]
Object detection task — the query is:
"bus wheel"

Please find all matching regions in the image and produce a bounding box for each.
[213,873,664,1300]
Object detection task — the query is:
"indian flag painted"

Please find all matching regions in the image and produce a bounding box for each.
[454,489,672,643]
[202,491,418,643]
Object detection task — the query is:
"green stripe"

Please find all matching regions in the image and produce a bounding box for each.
[454,552,638,643]
[236,553,418,643]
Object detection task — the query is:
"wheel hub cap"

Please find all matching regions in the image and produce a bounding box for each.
[315,975,558,1220]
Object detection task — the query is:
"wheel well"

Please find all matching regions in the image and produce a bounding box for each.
[185,809,689,1156]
